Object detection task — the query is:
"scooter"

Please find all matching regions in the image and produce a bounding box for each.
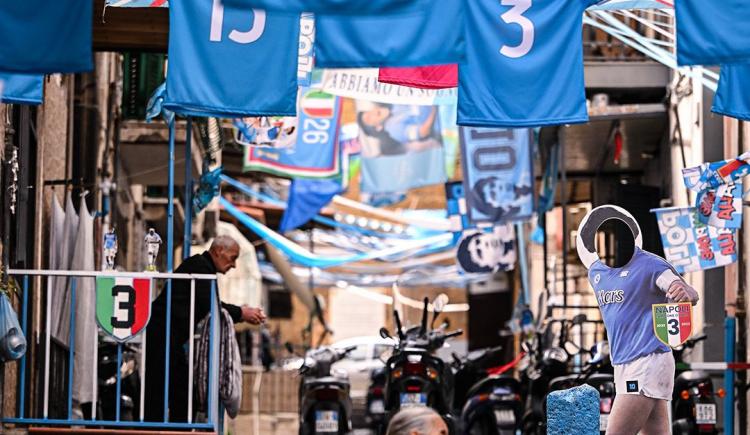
[365,366,387,434]
[296,345,357,435]
[96,338,140,421]
[672,334,721,435]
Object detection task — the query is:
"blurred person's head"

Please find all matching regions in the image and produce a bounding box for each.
[386,407,449,435]
[208,235,240,273]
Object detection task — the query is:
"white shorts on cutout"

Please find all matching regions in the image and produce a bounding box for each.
[613,351,674,400]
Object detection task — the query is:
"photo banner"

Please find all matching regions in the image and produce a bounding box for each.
[460,127,534,225]
[321,69,457,106]
[357,101,446,194]
[243,88,342,178]
[652,206,738,274]
[456,225,516,274]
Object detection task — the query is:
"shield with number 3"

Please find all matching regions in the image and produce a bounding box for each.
[652,303,693,347]
[95,276,152,342]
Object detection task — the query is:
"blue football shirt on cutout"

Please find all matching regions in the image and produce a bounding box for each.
[675,0,750,66]
[712,64,750,122]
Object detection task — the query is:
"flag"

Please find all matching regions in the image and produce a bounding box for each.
[713,64,750,122]
[164,0,299,117]
[683,152,750,229]
[279,179,342,232]
[0,0,92,73]
[314,0,464,68]
[458,0,596,127]
[675,0,750,66]
[652,303,693,347]
[652,206,738,273]
[460,127,534,225]
[0,72,43,105]
[378,65,458,90]
[95,277,152,342]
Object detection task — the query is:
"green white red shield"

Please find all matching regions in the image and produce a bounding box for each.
[652,302,693,347]
[301,90,336,118]
[95,276,152,342]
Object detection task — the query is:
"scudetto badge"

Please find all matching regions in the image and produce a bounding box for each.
[576,205,643,269]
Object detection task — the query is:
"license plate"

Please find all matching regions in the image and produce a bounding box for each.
[494,409,515,425]
[369,399,385,414]
[315,410,339,433]
[695,403,717,425]
[600,413,609,432]
[400,393,427,408]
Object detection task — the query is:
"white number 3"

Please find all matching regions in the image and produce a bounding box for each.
[500,0,534,58]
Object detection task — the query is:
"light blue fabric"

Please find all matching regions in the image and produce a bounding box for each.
[361,146,446,194]
[675,0,750,66]
[0,0,92,73]
[589,248,673,365]
[279,179,342,232]
[458,0,597,127]
[713,64,750,122]
[221,0,426,15]
[314,0,465,68]
[165,1,299,117]
[0,72,43,105]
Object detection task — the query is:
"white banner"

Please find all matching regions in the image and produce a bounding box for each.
[321,68,457,106]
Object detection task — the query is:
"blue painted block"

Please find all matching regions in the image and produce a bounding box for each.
[547,384,600,435]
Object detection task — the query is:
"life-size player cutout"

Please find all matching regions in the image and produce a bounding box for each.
[576,205,699,435]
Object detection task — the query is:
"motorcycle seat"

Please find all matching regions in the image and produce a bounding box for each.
[303,377,349,389]
[674,370,711,391]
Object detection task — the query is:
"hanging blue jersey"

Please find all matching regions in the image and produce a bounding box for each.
[712,64,750,122]
[222,0,426,15]
[675,0,750,66]
[0,0,92,73]
[314,0,464,68]
[589,248,681,365]
[0,73,43,105]
[458,0,597,128]
[165,0,299,117]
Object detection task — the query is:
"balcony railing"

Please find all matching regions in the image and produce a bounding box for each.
[2,269,223,432]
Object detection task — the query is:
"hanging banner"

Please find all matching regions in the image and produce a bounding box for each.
[314,0,464,68]
[357,101,446,193]
[219,0,426,14]
[0,72,44,105]
[95,276,152,342]
[243,88,342,178]
[164,0,299,117]
[233,117,298,149]
[321,69,457,106]
[456,225,516,274]
[590,0,672,10]
[297,13,315,87]
[458,0,594,127]
[652,206,738,274]
[378,64,458,90]
[445,181,470,239]
[713,64,750,122]
[460,127,534,225]
[675,0,750,66]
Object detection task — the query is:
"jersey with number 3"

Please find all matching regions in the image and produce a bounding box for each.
[589,248,682,365]
[458,0,600,127]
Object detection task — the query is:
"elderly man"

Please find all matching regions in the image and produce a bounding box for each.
[144,236,265,422]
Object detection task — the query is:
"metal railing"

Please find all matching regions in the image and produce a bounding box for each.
[2,269,223,432]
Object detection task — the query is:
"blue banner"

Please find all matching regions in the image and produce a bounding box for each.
[279,178,342,233]
[164,0,299,117]
[713,64,750,122]
[243,88,342,178]
[683,152,750,229]
[458,0,595,127]
[220,0,426,14]
[297,13,315,87]
[676,0,750,66]
[0,73,43,105]
[653,207,738,273]
[357,102,447,193]
[460,127,534,225]
[314,0,464,68]
[0,0,92,73]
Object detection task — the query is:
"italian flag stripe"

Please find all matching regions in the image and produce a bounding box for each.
[132,278,150,333]
[96,276,116,326]
[654,308,669,345]
[302,91,335,118]
[679,305,692,343]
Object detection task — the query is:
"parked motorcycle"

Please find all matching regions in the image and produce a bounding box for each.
[673,334,722,435]
[365,366,387,434]
[96,337,140,421]
[296,345,357,435]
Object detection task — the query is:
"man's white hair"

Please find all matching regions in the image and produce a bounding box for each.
[210,235,239,251]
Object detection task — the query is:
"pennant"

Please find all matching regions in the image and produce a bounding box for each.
[95,276,152,342]
[219,0,426,14]
[164,0,299,117]
[652,303,693,347]
[652,206,738,273]
[314,0,465,68]
[458,0,596,127]
[460,127,534,225]
[279,179,342,233]
[675,0,750,66]
[0,0,92,73]
[0,72,44,105]
[378,65,458,90]
[712,64,750,122]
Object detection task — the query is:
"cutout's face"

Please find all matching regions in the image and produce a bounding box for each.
[576,205,642,269]
[598,219,635,268]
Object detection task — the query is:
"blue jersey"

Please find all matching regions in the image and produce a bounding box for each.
[165,0,299,117]
[0,72,43,105]
[314,0,465,68]
[712,64,750,122]
[458,0,598,128]
[222,0,426,15]
[589,248,680,365]
[675,0,750,66]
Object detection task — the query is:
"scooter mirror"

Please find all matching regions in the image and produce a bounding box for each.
[433,293,449,313]
[284,341,295,355]
[572,314,587,326]
[379,327,392,339]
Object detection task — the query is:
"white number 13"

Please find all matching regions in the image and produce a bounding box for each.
[500,0,534,58]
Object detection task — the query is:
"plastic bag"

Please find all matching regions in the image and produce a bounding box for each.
[0,291,27,361]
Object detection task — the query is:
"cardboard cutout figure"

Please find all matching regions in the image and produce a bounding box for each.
[576,205,699,435]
